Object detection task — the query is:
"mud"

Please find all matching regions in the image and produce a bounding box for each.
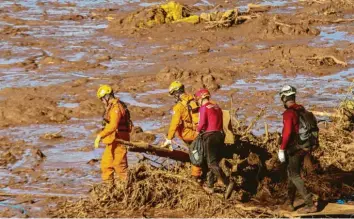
[1,0,354,217]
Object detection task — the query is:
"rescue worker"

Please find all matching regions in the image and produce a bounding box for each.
[278,85,317,214]
[195,88,234,199]
[162,81,202,180]
[95,85,132,182]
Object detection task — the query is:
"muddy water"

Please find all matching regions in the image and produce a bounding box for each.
[1,0,354,216]
[223,66,353,134]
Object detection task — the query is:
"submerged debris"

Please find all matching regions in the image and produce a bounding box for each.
[40,131,63,140]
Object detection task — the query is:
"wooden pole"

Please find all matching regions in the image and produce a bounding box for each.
[115,139,190,163]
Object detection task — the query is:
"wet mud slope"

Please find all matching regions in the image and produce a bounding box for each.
[0,0,354,217]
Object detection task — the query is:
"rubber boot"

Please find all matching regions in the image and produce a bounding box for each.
[224,180,234,200]
[297,194,317,214]
[206,171,216,188]
[203,171,215,194]
[281,182,296,212]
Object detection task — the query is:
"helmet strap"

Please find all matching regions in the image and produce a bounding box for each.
[102,94,112,106]
[173,90,184,103]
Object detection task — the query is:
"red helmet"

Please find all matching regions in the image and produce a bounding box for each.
[194,88,210,100]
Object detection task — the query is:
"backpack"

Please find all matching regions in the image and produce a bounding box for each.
[102,100,133,132]
[294,109,319,150]
[118,100,133,132]
[189,134,204,166]
[181,98,199,129]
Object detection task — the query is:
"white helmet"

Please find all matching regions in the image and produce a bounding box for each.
[279,85,296,99]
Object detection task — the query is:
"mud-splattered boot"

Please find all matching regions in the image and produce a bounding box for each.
[203,172,215,194]
[224,180,234,200]
[297,194,317,214]
[281,183,296,212]
[280,200,295,212]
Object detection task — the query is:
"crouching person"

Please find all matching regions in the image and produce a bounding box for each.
[194,88,234,199]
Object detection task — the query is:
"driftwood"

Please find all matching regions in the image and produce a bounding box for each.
[312,110,340,118]
[247,3,271,13]
[307,55,347,66]
[116,139,190,163]
[327,18,354,24]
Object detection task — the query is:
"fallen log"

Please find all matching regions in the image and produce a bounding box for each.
[116,139,190,163]
[247,4,271,13]
[312,110,339,118]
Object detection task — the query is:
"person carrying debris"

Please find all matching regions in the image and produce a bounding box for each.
[162,81,202,180]
[278,85,318,214]
[94,85,133,182]
[194,88,234,199]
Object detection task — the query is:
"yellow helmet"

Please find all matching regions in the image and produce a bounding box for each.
[168,81,184,95]
[97,85,113,99]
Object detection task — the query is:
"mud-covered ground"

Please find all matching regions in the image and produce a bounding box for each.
[0,0,354,217]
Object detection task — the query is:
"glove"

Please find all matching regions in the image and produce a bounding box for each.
[161,139,172,148]
[94,135,101,149]
[278,149,285,163]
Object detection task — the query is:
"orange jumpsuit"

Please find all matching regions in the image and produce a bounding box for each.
[167,93,202,177]
[99,99,130,181]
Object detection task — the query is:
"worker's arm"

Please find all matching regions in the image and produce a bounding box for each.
[167,105,182,140]
[280,111,294,150]
[197,106,207,133]
[99,105,121,138]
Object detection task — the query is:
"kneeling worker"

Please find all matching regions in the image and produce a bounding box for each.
[195,88,234,199]
[94,85,133,182]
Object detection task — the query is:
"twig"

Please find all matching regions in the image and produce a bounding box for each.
[275,21,292,28]
[312,110,339,118]
[262,122,269,144]
[329,18,354,23]
[243,108,266,135]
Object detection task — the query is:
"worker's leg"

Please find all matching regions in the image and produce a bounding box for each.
[101,144,114,181]
[113,132,130,181]
[288,152,313,207]
[205,132,229,186]
[184,132,202,178]
[112,142,128,181]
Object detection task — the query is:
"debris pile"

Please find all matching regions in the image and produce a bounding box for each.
[110,1,199,29]
[108,1,274,30]
[51,163,279,218]
[49,109,354,217]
